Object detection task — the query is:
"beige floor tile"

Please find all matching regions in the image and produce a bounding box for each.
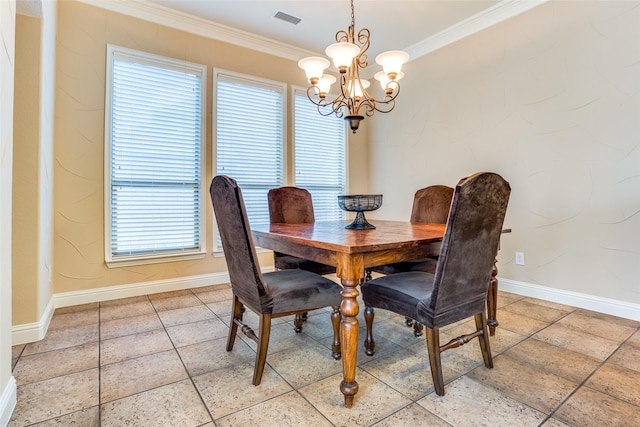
[193,362,293,419]
[100,313,163,340]
[371,403,453,426]
[99,300,155,321]
[540,418,572,427]
[496,291,525,308]
[494,309,550,336]
[157,304,215,328]
[503,338,600,383]
[556,311,637,342]
[100,329,174,365]
[206,300,231,318]
[215,391,332,426]
[554,386,640,426]
[364,317,428,349]
[147,289,194,300]
[13,342,98,385]
[100,379,211,427]
[177,336,256,376]
[100,295,149,307]
[573,308,640,329]
[468,354,578,413]
[53,302,99,315]
[521,297,576,313]
[150,293,203,312]
[293,309,340,340]
[23,324,98,356]
[503,300,569,323]
[418,376,546,427]
[268,340,343,388]
[166,317,230,347]
[626,329,640,347]
[533,323,620,360]
[48,309,99,330]
[360,348,459,400]
[586,363,640,407]
[27,406,99,426]
[11,344,25,360]
[9,369,99,426]
[101,349,188,403]
[608,342,640,372]
[300,369,412,426]
[193,286,234,303]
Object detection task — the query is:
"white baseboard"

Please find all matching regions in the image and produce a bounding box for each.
[12,272,231,345]
[0,377,16,427]
[11,297,55,346]
[500,278,640,321]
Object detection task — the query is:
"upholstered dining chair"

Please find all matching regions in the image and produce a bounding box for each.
[369,185,454,336]
[267,186,336,275]
[210,176,343,386]
[361,172,510,396]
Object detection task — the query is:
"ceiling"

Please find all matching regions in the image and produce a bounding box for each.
[136,0,544,62]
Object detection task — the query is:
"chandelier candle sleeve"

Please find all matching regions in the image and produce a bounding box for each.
[297,0,409,133]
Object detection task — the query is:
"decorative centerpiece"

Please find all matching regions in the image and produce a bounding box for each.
[338,194,383,230]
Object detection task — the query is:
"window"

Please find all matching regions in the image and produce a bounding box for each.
[214,70,285,248]
[105,45,206,266]
[293,88,347,220]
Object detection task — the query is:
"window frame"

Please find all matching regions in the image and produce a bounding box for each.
[104,44,207,267]
[212,68,287,253]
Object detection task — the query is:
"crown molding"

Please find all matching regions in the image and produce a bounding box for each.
[78,0,548,63]
[76,0,321,61]
[405,0,550,60]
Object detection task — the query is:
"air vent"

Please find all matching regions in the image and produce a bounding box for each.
[274,11,302,25]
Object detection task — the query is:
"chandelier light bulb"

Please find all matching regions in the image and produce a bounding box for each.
[317,74,337,97]
[325,42,360,73]
[375,50,410,78]
[374,71,404,92]
[298,57,330,84]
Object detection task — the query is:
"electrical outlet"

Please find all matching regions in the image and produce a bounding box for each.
[515,252,525,266]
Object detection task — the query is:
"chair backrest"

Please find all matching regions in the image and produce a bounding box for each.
[268,186,315,224]
[426,172,510,324]
[411,185,454,224]
[210,175,267,311]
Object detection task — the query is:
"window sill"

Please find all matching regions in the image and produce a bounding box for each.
[106,251,207,268]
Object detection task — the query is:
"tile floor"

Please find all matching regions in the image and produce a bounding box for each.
[8,282,640,426]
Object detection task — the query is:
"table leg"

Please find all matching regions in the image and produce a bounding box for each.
[337,255,362,408]
[487,257,499,336]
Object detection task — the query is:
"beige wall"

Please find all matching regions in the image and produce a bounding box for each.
[1,0,16,419]
[368,1,640,304]
[48,1,368,301]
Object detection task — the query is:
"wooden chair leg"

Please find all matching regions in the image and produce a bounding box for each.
[293,314,304,333]
[475,312,493,369]
[413,321,424,337]
[331,306,341,360]
[252,314,272,386]
[227,296,242,351]
[364,307,375,356]
[426,327,445,396]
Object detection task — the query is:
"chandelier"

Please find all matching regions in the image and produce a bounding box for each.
[298,0,409,133]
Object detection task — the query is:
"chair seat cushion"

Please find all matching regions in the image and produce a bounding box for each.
[274,254,336,275]
[372,257,439,275]
[263,269,342,314]
[361,271,435,321]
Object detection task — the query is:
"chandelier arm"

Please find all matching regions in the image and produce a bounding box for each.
[356,28,370,69]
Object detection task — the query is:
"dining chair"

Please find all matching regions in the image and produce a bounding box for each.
[361,172,510,396]
[267,186,336,275]
[210,176,343,385]
[369,185,454,336]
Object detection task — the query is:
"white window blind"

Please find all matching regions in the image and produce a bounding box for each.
[105,45,206,264]
[215,71,285,231]
[294,89,347,221]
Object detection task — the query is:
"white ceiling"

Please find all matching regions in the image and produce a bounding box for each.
[127,0,546,62]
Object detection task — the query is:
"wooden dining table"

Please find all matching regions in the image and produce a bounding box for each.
[252,219,504,408]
